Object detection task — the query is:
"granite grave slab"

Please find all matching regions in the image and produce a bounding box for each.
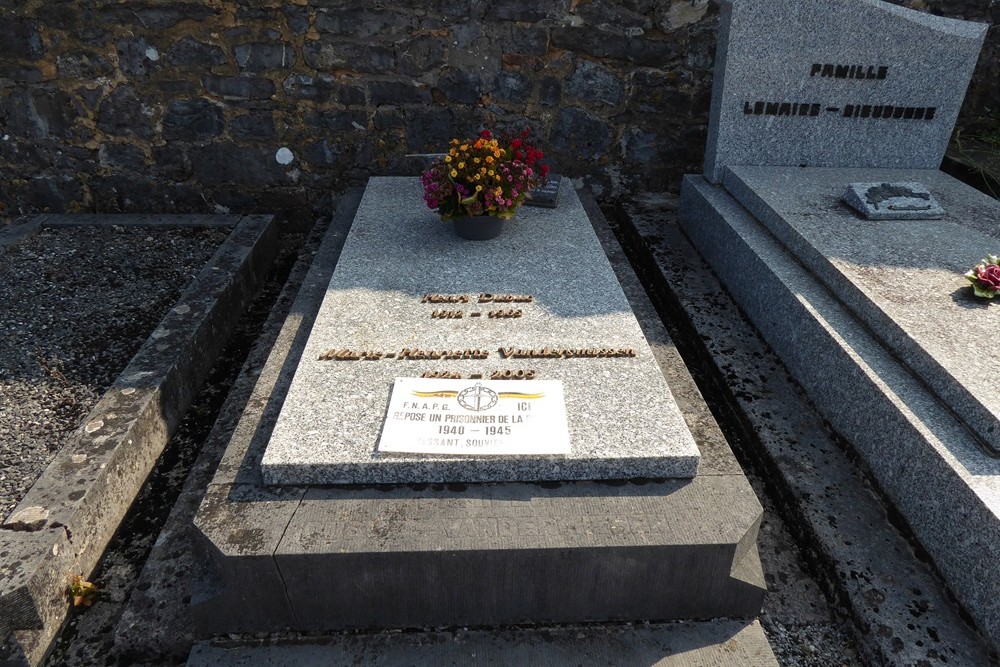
[722,165,1000,452]
[678,172,1000,652]
[260,177,700,484]
[704,0,987,183]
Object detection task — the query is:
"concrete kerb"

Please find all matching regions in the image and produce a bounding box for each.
[114,192,361,662]
[0,213,279,667]
[0,216,49,252]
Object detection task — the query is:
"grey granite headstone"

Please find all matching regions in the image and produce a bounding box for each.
[704,0,988,183]
[843,181,945,220]
[260,177,700,485]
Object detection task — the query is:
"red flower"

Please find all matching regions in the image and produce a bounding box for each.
[976,263,1000,291]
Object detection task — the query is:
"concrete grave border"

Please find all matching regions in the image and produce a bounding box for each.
[0,213,279,667]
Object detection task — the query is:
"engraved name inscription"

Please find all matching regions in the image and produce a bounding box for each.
[809,63,888,80]
[498,347,637,359]
[421,293,534,303]
[743,101,936,121]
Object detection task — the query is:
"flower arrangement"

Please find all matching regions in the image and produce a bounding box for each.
[965,255,1000,298]
[421,129,549,221]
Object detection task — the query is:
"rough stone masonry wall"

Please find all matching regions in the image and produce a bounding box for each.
[0,0,997,221]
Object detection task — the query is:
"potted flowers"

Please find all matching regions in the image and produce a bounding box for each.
[966,255,1000,299]
[421,128,549,240]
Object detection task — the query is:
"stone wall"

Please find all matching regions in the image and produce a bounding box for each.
[0,0,996,221]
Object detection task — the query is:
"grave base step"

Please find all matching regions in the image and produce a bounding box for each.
[186,619,778,667]
[191,475,765,634]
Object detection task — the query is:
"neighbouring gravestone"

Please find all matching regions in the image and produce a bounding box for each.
[260,177,700,485]
[704,0,988,183]
[680,0,1000,653]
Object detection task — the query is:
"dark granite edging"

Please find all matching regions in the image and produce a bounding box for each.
[0,213,279,667]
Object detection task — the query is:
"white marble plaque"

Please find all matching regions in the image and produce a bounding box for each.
[378,378,570,456]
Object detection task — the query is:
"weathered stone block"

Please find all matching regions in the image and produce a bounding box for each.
[302,41,394,73]
[623,128,659,163]
[190,145,288,187]
[629,69,692,114]
[303,140,340,166]
[436,69,482,104]
[396,36,447,76]
[509,26,550,56]
[538,77,561,106]
[229,112,276,139]
[163,99,225,142]
[492,0,569,22]
[369,80,429,105]
[203,75,274,100]
[551,28,679,66]
[284,6,310,35]
[99,143,147,172]
[0,19,44,60]
[165,37,227,67]
[100,3,217,28]
[566,60,624,106]
[4,89,77,140]
[23,175,84,212]
[234,43,296,71]
[302,109,367,131]
[551,108,612,160]
[494,70,532,104]
[577,2,652,31]
[315,9,414,38]
[116,36,162,76]
[97,86,153,139]
[56,51,114,79]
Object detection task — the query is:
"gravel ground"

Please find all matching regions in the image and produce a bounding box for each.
[0,225,229,521]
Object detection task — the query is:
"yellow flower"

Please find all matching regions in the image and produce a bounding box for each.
[445,156,452,163]
[458,162,465,169]
[473,157,480,164]
[487,169,495,176]
[461,144,468,151]
[476,185,482,191]
[450,170,458,178]
[485,156,494,164]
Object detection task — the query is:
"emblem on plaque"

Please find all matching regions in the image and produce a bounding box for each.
[457,383,499,412]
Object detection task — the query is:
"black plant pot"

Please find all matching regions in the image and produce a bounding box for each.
[453,215,504,240]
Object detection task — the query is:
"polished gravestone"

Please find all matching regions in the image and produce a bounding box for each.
[679,0,1000,652]
[261,177,699,484]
